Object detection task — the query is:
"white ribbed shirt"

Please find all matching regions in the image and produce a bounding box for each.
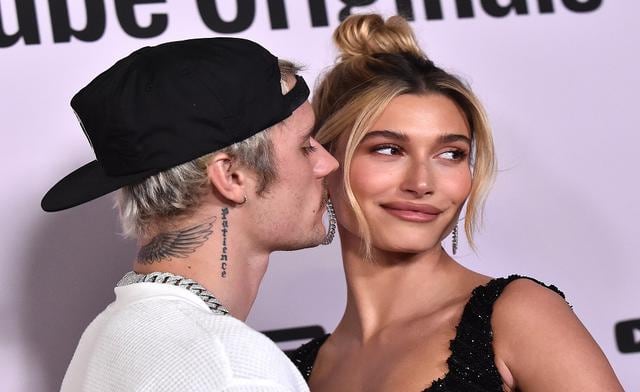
[61,282,309,392]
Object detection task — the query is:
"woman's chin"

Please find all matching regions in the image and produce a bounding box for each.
[373,239,443,256]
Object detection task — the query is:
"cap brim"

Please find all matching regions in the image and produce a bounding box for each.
[41,160,158,212]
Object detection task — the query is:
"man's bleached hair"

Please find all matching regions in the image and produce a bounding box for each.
[116,60,301,238]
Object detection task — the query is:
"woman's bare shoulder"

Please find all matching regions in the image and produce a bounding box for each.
[491,277,623,391]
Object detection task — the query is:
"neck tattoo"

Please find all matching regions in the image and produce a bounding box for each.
[137,218,216,264]
[220,207,229,278]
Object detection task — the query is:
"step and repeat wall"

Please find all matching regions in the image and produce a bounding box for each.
[1,1,638,390]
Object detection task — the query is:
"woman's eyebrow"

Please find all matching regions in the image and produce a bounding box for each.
[439,133,471,146]
[363,130,471,146]
[362,129,409,142]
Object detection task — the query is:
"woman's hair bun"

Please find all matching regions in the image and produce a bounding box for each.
[333,14,425,60]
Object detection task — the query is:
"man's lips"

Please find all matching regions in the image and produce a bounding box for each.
[381,201,442,222]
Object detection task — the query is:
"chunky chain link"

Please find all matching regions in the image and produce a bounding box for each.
[118,271,229,315]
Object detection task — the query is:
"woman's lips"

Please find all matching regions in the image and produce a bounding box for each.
[381,202,442,223]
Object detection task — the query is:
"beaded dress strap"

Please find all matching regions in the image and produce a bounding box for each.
[289,333,329,381]
[427,274,566,391]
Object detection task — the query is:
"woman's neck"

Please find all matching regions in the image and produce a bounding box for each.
[335,229,473,343]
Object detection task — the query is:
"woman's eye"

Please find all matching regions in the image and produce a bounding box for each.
[440,149,467,161]
[373,145,400,155]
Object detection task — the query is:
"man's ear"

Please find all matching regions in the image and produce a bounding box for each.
[206,152,251,205]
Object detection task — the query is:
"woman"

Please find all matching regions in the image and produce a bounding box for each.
[290,14,622,391]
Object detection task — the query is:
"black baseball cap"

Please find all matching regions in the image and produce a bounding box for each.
[41,37,309,212]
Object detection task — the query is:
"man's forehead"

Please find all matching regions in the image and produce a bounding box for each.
[281,101,314,138]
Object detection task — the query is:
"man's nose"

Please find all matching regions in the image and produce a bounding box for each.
[315,143,339,176]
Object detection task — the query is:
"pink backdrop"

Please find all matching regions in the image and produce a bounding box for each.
[1,1,637,390]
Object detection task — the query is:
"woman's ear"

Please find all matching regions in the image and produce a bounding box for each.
[206,152,251,205]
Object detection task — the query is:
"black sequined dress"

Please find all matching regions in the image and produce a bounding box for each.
[289,275,565,391]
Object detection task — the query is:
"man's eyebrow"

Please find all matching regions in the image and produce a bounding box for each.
[300,127,314,142]
[361,130,409,142]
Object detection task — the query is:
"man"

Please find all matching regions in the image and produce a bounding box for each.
[41,38,338,391]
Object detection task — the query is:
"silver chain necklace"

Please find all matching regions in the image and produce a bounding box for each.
[117,271,229,315]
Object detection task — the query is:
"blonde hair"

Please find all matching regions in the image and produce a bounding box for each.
[314,14,496,257]
[116,60,301,238]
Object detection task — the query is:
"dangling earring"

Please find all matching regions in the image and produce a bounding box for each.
[451,224,458,255]
[321,199,337,245]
